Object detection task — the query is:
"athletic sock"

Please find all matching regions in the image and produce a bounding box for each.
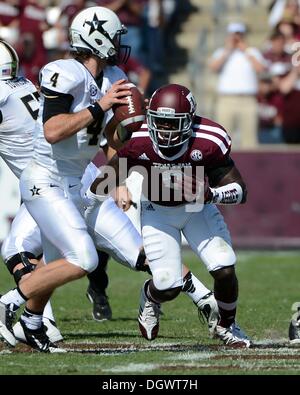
[0,288,27,311]
[182,271,211,304]
[21,308,43,330]
[216,299,237,328]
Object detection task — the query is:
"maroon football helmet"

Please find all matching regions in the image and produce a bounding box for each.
[147,84,197,150]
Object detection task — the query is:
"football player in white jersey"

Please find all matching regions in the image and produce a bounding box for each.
[0,6,136,352]
[0,39,62,343]
[0,46,217,349]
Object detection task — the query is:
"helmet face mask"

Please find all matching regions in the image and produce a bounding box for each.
[69,6,131,65]
[0,40,19,80]
[147,84,197,150]
[147,111,193,148]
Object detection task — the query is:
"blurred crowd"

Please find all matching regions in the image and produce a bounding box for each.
[0,0,178,96]
[209,0,300,148]
[2,0,300,148]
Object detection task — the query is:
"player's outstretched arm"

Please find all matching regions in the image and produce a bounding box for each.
[206,163,247,205]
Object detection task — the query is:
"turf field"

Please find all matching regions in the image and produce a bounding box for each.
[0,251,300,376]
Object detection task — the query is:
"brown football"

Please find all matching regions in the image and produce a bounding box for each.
[113,83,146,133]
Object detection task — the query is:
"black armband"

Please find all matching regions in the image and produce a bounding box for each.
[117,124,132,143]
[87,102,105,122]
[42,87,74,123]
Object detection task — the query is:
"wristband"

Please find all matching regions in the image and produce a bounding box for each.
[87,102,104,122]
[210,182,243,205]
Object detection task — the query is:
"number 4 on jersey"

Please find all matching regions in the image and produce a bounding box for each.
[50,73,59,87]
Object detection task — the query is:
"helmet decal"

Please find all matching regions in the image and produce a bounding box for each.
[83,13,107,36]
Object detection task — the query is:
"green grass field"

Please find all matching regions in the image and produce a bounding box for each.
[0,251,300,375]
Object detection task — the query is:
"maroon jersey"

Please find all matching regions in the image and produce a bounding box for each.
[117,116,232,206]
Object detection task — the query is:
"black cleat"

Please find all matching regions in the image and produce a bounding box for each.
[13,319,65,353]
[86,286,112,321]
[0,301,16,346]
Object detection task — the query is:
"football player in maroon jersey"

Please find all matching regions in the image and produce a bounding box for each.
[91,83,251,348]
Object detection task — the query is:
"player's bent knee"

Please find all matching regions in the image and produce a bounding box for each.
[158,286,181,301]
[203,237,236,271]
[210,265,236,282]
[66,238,99,273]
[152,268,182,291]
[1,236,15,262]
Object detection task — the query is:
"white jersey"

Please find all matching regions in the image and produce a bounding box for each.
[33,58,127,177]
[0,77,39,178]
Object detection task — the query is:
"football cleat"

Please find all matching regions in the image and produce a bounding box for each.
[138,280,161,341]
[0,301,17,347]
[289,302,300,344]
[86,286,112,321]
[43,318,63,343]
[196,292,220,335]
[214,322,251,348]
[13,319,66,353]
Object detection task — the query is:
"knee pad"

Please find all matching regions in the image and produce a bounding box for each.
[71,242,99,273]
[152,267,181,291]
[210,265,236,282]
[157,286,181,301]
[202,237,236,271]
[5,252,37,284]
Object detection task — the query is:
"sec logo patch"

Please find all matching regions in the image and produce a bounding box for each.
[190,149,203,161]
[89,83,98,97]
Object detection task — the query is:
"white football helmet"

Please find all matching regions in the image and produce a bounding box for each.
[69,6,130,65]
[0,40,19,80]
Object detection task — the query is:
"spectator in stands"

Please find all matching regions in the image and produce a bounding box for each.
[0,0,19,45]
[257,70,284,144]
[275,14,300,54]
[209,22,266,149]
[59,0,87,28]
[263,31,291,67]
[277,62,300,143]
[17,0,48,85]
[143,0,164,74]
[95,0,146,61]
[269,0,300,29]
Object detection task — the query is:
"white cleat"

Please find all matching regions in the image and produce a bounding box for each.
[0,302,16,347]
[138,280,161,341]
[214,322,251,348]
[43,318,64,343]
[13,319,66,353]
[196,292,220,335]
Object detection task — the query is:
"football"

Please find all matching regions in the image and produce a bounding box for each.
[113,83,146,133]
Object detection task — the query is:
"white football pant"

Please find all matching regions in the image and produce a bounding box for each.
[141,200,236,291]
[19,161,98,272]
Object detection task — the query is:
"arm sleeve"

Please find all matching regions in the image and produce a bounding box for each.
[206,156,235,187]
[41,87,74,124]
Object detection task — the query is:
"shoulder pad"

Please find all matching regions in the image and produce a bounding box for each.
[41,59,84,95]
